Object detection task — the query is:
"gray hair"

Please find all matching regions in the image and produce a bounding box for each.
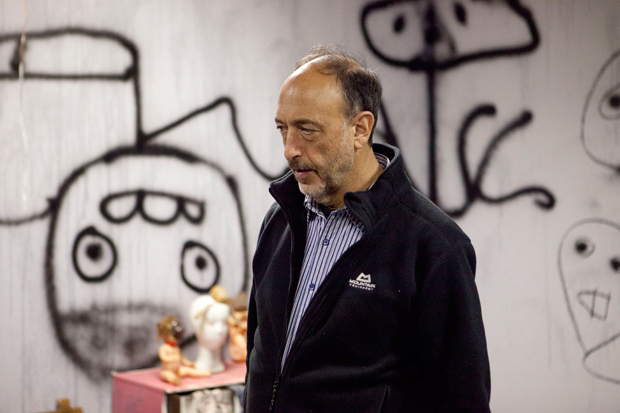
[296,44,382,143]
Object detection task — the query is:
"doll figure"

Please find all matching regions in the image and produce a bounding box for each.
[228,308,248,363]
[157,315,211,385]
[189,288,231,374]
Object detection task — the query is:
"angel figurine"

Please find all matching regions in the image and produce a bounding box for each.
[157,315,211,385]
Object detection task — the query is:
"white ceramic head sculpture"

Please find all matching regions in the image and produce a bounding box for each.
[190,294,230,373]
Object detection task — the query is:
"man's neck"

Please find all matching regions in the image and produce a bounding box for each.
[318,203,334,218]
[328,147,383,209]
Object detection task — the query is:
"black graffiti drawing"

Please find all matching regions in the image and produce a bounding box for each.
[100,189,206,225]
[0,28,283,381]
[45,145,249,380]
[559,219,620,385]
[181,240,221,293]
[72,226,118,283]
[582,48,620,173]
[361,0,555,217]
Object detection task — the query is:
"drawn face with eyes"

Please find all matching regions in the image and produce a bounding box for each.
[45,148,247,380]
[582,50,620,171]
[559,219,620,383]
[361,0,537,70]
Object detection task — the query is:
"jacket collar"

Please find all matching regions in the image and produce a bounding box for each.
[269,143,408,230]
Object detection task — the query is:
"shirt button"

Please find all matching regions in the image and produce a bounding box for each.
[309,283,315,291]
[322,239,329,246]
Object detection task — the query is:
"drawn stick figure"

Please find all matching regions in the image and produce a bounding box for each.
[361,0,555,217]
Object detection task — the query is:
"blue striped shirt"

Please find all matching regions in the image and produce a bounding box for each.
[281,152,390,368]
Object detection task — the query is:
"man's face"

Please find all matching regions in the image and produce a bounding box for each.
[275,66,356,207]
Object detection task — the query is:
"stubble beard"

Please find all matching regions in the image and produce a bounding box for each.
[293,130,354,206]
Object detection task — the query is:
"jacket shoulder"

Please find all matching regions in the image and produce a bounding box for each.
[391,183,471,249]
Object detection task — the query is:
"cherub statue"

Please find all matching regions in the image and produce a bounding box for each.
[157,315,211,385]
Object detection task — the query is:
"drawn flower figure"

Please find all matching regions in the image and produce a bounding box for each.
[361,0,554,216]
[559,219,620,384]
[582,49,620,172]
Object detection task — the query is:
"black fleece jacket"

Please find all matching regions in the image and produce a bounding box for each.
[245,144,491,413]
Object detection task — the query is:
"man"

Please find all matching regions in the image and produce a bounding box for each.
[245,45,491,412]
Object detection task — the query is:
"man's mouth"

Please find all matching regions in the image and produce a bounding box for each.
[289,159,316,181]
[294,169,314,180]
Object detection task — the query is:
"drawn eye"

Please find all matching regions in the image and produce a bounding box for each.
[361,1,424,66]
[453,2,467,25]
[72,226,117,282]
[393,14,406,33]
[611,256,620,273]
[598,84,620,120]
[574,237,595,257]
[181,241,220,293]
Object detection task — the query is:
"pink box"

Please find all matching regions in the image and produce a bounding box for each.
[112,361,246,413]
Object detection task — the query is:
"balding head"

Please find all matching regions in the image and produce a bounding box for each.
[294,45,382,143]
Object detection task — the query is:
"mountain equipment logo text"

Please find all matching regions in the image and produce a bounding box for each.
[349,273,376,291]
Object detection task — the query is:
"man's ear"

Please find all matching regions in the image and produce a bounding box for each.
[352,111,375,149]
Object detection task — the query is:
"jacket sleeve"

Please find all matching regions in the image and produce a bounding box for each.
[413,240,491,413]
[244,202,280,410]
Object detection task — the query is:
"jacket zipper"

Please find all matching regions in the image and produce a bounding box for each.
[269,373,282,411]
[272,236,372,412]
[271,205,303,412]
[269,195,379,412]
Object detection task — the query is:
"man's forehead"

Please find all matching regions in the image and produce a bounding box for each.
[279,68,344,111]
[284,63,336,92]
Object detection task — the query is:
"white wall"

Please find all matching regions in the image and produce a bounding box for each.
[0,1,619,412]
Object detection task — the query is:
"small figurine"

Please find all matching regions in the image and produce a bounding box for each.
[42,398,82,413]
[189,287,231,373]
[227,291,248,363]
[157,315,211,385]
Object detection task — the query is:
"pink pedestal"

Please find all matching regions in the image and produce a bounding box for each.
[112,360,246,413]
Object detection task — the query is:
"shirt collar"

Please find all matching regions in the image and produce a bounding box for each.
[375,152,390,170]
[304,196,323,215]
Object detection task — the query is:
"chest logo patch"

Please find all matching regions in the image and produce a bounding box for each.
[349,272,376,291]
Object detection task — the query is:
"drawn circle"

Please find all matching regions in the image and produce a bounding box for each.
[72,226,117,282]
[181,241,220,293]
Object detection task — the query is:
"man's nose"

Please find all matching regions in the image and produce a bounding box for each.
[283,131,302,161]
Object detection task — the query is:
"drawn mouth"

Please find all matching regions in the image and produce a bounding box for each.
[58,303,189,380]
[577,290,611,320]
